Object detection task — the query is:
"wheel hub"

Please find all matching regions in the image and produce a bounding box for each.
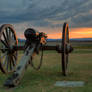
[7,46,15,54]
[66,44,73,54]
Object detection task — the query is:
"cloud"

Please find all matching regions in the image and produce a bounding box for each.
[0,0,92,28]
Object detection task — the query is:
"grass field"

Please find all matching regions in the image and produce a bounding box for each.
[0,49,92,92]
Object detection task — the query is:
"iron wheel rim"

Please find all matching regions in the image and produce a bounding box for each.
[0,24,18,74]
[62,23,69,76]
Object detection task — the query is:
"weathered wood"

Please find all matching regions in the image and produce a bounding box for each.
[0,24,18,74]
[4,44,36,87]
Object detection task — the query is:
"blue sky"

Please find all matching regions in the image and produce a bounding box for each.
[0,0,92,38]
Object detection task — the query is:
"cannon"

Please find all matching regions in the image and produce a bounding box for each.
[0,22,73,87]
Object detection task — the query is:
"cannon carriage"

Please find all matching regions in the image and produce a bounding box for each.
[0,22,73,87]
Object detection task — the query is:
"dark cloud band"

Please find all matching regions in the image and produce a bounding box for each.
[0,0,92,28]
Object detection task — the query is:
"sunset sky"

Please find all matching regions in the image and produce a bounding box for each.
[0,0,92,39]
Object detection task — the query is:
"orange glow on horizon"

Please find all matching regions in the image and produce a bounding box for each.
[17,27,92,39]
[48,28,92,39]
[47,33,62,39]
[70,28,92,38]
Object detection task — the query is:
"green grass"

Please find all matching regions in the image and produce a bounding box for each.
[0,49,92,92]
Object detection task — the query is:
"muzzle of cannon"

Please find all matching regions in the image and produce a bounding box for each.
[24,28,47,49]
[0,22,73,87]
[24,28,39,40]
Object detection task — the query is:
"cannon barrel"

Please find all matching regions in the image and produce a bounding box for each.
[24,28,47,42]
[24,28,40,41]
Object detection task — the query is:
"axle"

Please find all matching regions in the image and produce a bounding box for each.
[13,44,73,53]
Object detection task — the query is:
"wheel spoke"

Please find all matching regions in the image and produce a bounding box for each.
[8,29,12,43]
[9,29,11,39]
[11,55,16,66]
[3,55,8,67]
[11,33,16,45]
[13,53,17,60]
[1,40,8,48]
[10,32,15,45]
[6,56,9,71]
[3,32,9,46]
[9,56,13,70]
[5,28,10,41]
[0,48,8,50]
[0,52,7,59]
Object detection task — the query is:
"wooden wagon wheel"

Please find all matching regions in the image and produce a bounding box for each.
[62,23,69,76]
[0,24,18,74]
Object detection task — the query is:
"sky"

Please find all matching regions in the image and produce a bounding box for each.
[0,0,92,39]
